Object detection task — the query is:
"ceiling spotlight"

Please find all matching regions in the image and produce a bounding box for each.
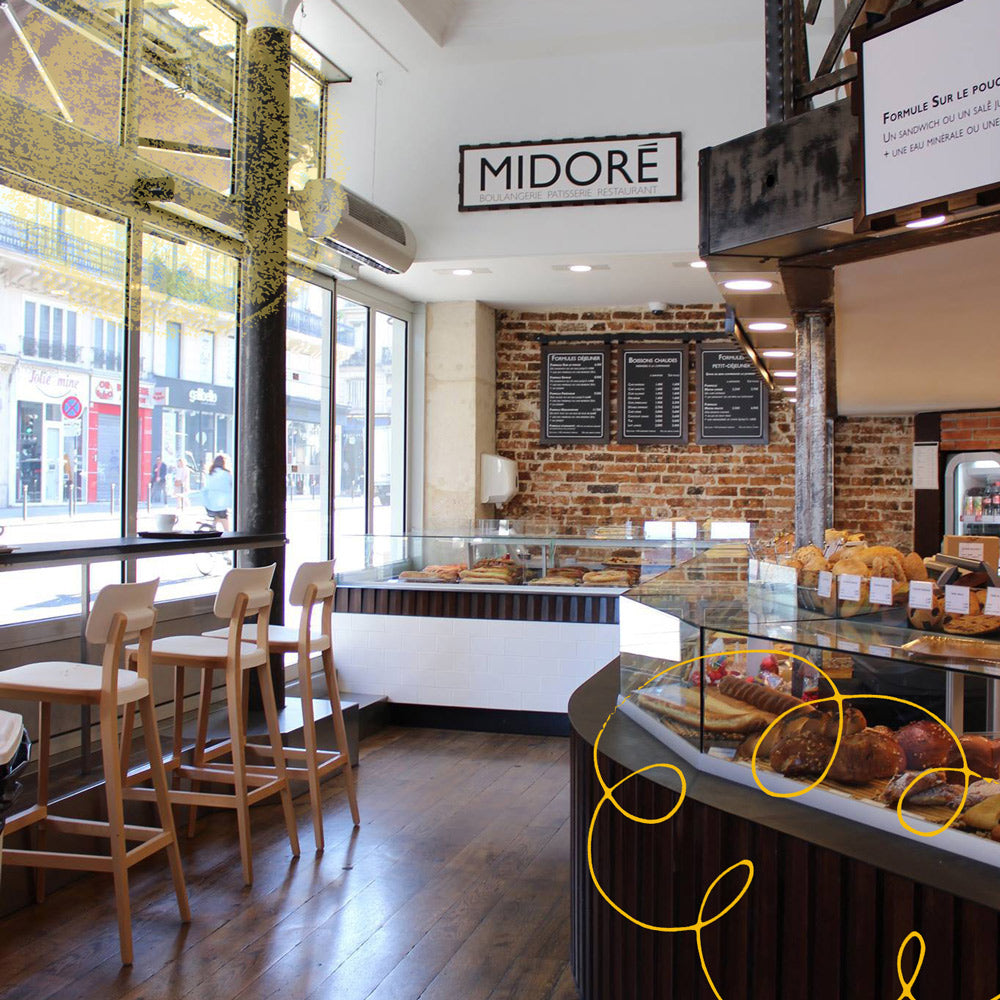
[774,370,796,379]
[452,268,474,276]
[569,264,592,273]
[724,279,773,291]
[689,260,708,269]
[749,321,789,332]
[782,386,797,394]
[761,349,794,359]
[905,215,947,230]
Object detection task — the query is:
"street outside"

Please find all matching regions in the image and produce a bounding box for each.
[0,493,389,627]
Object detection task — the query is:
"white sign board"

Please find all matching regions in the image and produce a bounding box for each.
[459,133,681,211]
[862,0,1000,218]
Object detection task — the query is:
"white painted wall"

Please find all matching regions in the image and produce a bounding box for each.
[330,38,765,263]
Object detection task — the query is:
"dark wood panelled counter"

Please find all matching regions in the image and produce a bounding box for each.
[569,661,1000,1000]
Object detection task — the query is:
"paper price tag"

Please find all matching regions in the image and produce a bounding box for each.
[908,580,934,610]
[817,571,833,598]
[945,585,971,615]
[869,645,892,658]
[817,633,833,647]
[869,576,894,606]
[838,574,862,602]
[958,542,985,561]
[748,558,759,581]
[986,588,1000,616]
[840,639,861,652]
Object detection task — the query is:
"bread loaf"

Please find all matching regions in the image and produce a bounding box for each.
[895,720,957,770]
[717,676,804,718]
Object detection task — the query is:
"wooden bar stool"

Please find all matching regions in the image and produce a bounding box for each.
[125,564,299,886]
[204,560,359,850]
[0,581,190,965]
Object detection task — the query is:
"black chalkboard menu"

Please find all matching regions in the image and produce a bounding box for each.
[540,345,610,444]
[617,346,688,444]
[696,345,769,445]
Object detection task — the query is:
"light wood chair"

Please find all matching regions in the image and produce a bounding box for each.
[0,580,190,965]
[204,560,359,850]
[125,564,300,885]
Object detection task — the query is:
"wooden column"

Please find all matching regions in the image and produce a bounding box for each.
[240,18,291,706]
[794,310,834,547]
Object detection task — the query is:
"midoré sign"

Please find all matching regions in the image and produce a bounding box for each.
[459,132,681,211]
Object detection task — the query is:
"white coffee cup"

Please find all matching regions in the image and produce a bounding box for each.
[155,513,179,532]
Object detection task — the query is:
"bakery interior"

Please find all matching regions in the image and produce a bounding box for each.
[2,0,1000,997]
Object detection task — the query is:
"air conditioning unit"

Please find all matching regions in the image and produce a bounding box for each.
[288,179,416,275]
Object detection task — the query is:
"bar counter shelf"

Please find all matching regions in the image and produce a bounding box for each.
[0,532,286,570]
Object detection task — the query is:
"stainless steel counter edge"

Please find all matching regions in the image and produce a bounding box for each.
[570,659,1000,912]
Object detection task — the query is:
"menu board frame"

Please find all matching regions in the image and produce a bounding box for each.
[695,344,769,446]
[616,345,689,444]
[540,345,611,445]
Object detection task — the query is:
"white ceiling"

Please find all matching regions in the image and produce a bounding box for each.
[297,0,840,309]
[374,250,720,310]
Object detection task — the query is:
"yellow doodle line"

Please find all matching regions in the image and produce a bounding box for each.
[588,648,1000,999]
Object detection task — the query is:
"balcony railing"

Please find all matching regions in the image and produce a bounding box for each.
[0,211,125,280]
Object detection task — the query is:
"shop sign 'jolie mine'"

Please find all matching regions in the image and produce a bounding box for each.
[458,133,682,211]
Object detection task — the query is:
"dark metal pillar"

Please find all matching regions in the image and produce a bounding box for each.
[765,0,794,124]
[794,310,834,547]
[240,23,290,707]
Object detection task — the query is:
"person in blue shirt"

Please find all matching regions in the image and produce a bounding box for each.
[203,454,233,530]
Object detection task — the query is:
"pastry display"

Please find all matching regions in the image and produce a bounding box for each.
[532,574,579,586]
[637,686,778,734]
[582,568,640,587]
[399,564,464,583]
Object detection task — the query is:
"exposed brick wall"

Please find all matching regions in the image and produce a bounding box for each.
[834,415,914,550]
[940,410,1000,452]
[495,307,915,547]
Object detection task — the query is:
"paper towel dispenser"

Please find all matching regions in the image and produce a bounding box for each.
[480,454,517,505]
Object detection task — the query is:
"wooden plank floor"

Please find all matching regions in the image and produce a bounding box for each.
[0,728,578,1000]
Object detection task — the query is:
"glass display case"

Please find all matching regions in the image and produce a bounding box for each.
[618,550,1000,864]
[334,522,753,590]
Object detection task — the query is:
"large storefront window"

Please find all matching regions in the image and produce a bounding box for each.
[334,296,407,569]
[0,0,124,143]
[286,275,332,600]
[137,231,238,601]
[335,298,368,564]
[138,0,240,195]
[0,183,127,621]
[372,312,407,536]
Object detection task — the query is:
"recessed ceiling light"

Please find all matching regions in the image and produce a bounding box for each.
[724,279,773,291]
[749,321,789,332]
[452,268,474,276]
[774,370,796,379]
[761,349,794,359]
[906,215,947,230]
[782,386,797,394]
[569,264,592,273]
[689,261,708,269]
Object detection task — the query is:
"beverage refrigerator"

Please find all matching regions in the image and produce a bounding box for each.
[944,451,1000,537]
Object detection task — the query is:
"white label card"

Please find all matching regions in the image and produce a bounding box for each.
[817,572,833,598]
[748,558,759,581]
[869,577,894,606]
[838,574,862,602]
[986,588,1000,616]
[958,542,985,561]
[945,585,971,615]
[909,580,934,610]
[840,640,861,653]
[869,645,892,658]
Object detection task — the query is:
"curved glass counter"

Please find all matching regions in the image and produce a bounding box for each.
[618,548,1000,866]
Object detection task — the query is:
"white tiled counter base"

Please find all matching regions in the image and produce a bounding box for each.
[332,612,620,713]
